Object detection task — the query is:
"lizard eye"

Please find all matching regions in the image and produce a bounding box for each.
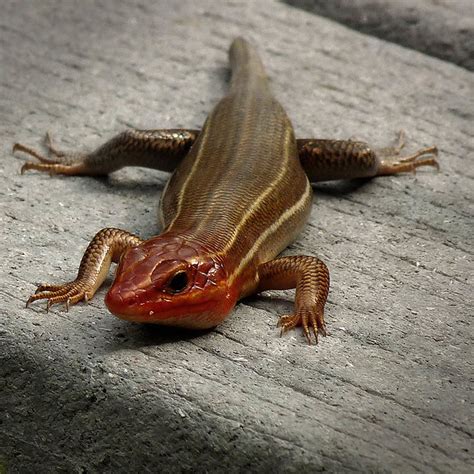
[166,271,188,293]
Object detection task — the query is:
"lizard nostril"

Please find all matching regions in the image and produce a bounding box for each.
[105,286,127,312]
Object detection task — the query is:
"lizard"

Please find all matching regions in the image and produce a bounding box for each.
[13,37,439,344]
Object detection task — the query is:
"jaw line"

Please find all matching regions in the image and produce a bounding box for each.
[105,293,221,325]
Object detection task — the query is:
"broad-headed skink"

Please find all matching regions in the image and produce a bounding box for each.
[14,38,438,343]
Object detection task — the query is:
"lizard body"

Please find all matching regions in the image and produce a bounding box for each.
[14,38,438,343]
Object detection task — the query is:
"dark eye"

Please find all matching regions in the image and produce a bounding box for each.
[167,271,188,293]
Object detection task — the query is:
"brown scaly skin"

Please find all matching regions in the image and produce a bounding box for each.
[13,38,439,344]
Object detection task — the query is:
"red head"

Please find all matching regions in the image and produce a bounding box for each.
[105,236,238,329]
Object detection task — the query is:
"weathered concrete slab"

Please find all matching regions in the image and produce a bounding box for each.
[285,0,474,70]
[1,0,472,472]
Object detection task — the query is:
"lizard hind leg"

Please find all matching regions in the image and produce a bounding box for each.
[297,131,439,182]
[13,129,200,176]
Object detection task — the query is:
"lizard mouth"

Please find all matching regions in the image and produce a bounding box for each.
[105,286,232,329]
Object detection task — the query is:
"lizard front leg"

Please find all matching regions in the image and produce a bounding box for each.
[13,129,199,176]
[257,256,330,344]
[297,131,439,182]
[27,228,143,310]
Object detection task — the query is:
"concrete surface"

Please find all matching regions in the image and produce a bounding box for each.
[1,0,472,472]
[285,0,474,71]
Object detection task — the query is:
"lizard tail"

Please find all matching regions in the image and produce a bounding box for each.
[229,37,269,94]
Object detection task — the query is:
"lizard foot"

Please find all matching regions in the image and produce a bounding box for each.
[26,279,94,312]
[277,305,327,345]
[378,145,439,175]
[374,131,439,175]
[13,132,87,175]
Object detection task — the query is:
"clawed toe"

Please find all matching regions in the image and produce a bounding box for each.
[26,281,88,311]
[14,140,63,174]
[13,133,83,175]
[378,146,439,176]
[277,307,326,345]
[35,282,70,293]
[399,145,438,162]
[13,143,57,165]
[277,314,299,334]
[376,130,440,176]
[20,161,74,175]
[45,132,66,157]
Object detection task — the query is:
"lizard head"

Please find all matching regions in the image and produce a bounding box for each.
[105,235,237,329]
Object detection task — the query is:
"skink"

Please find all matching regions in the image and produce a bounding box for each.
[14,38,438,343]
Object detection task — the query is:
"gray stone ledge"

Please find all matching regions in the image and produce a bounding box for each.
[285,0,474,71]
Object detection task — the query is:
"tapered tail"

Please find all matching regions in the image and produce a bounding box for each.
[229,37,269,94]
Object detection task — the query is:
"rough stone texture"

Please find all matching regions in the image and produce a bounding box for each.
[0,1,472,473]
[285,0,474,71]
